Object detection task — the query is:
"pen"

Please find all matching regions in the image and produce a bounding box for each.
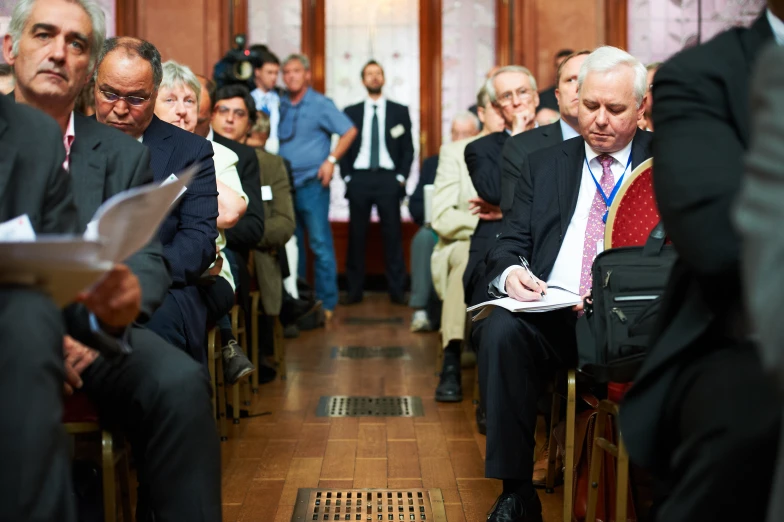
[519,256,545,297]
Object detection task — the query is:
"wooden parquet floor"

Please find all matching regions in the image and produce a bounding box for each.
[219,294,564,522]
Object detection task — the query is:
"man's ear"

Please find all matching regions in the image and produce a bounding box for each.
[477,106,486,125]
[2,34,16,66]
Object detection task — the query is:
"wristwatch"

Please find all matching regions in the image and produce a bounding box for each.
[327,155,338,165]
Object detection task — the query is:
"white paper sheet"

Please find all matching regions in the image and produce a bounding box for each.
[467,286,583,321]
[0,166,195,307]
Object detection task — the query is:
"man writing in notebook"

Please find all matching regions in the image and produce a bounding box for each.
[473,46,652,522]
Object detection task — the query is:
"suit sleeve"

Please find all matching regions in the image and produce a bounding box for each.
[259,156,296,249]
[409,156,437,226]
[735,44,784,382]
[651,59,744,278]
[484,156,534,285]
[122,147,172,320]
[166,139,220,285]
[225,149,266,252]
[465,140,501,205]
[431,144,478,241]
[500,137,526,214]
[398,107,415,179]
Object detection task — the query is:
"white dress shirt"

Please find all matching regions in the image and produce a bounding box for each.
[559,118,580,140]
[353,96,395,171]
[250,87,280,154]
[495,139,634,296]
[768,9,784,45]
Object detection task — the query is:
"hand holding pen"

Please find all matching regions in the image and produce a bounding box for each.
[505,257,548,302]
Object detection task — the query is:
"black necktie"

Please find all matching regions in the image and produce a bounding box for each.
[370,104,380,170]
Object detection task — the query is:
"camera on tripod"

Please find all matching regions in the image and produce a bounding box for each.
[212,34,261,89]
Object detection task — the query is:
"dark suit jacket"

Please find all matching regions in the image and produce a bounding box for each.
[72,113,170,321]
[537,86,558,112]
[0,96,126,351]
[620,16,774,471]
[213,132,265,257]
[484,131,653,292]
[340,100,414,179]
[500,121,564,213]
[463,131,509,304]
[142,115,219,352]
[409,154,439,226]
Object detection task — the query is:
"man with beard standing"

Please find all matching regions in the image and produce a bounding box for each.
[339,60,414,305]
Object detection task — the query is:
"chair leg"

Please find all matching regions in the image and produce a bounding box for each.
[616,428,630,521]
[545,378,562,493]
[117,440,133,522]
[274,316,287,380]
[563,369,576,522]
[215,330,228,441]
[250,292,260,393]
[207,328,217,422]
[585,408,609,522]
[101,431,117,522]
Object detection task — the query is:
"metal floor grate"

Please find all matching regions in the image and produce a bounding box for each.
[316,396,424,417]
[292,488,446,521]
[331,346,410,360]
[344,317,404,325]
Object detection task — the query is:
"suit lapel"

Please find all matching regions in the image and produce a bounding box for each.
[630,130,653,169]
[735,15,774,144]
[70,114,106,229]
[144,116,174,182]
[557,137,585,234]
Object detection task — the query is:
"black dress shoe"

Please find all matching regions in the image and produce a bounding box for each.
[339,294,363,306]
[435,365,463,402]
[487,492,543,522]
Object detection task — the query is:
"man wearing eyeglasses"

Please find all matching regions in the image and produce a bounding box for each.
[94,37,220,372]
[3,2,221,520]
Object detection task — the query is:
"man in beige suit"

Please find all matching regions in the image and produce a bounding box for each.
[432,85,506,402]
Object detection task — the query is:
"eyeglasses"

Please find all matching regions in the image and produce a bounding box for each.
[100,90,151,107]
[496,87,533,106]
[215,105,248,119]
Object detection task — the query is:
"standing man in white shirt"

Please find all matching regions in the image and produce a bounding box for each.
[249,45,281,154]
[339,60,414,305]
[474,46,652,522]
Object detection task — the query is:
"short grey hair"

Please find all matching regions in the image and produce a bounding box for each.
[95,37,163,89]
[160,60,201,106]
[578,46,647,108]
[8,0,106,70]
[485,65,538,103]
[283,53,310,71]
[452,110,480,131]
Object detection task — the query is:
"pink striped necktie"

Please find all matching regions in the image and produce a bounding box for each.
[578,154,615,297]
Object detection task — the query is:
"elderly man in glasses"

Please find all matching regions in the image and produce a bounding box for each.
[94,37,221,370]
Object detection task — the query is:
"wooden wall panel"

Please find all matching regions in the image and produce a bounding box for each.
[302,0,326,94]
[419,0,442,158]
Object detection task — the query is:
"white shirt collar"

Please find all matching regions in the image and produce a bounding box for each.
[365,96,386,108]
[767,9,784,45]
[584,137,634,170]
[559,118,580,140]
[207,126,214,141]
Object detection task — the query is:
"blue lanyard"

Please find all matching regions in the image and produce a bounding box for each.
[584,151,633,223]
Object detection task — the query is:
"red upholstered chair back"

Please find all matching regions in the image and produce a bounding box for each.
[604,158,659,249]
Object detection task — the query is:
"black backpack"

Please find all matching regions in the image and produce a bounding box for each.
[576,223,677,383]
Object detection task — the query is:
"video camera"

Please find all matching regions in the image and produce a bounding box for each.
[212,34,261,90]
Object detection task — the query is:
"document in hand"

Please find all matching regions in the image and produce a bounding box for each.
[0,167,195,307]
[467,284,582,322]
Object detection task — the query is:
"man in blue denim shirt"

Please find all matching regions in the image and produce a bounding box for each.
[278,54,357,315]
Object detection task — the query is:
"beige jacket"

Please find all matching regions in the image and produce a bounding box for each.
[430,135,481,299]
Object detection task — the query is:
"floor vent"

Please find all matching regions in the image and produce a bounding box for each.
[344,317,405,325]
[291,488,446,521]
[315,396,424,418]
[331,346,409,360]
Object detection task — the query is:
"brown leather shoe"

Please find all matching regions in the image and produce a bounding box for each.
[532,440,563,488]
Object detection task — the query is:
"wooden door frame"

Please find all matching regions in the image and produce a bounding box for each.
[302,0,326,94]
[420,0,442,158]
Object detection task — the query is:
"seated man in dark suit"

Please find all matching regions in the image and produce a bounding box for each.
[500,50,589,216]
[339,60,414,305]
[0,91,81,522]
[474,47,651,521]
[4,2,222,519]
[464,65,539,308]
[408,112,481,332]
[94,37,220,369]
[620,8,782,521]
